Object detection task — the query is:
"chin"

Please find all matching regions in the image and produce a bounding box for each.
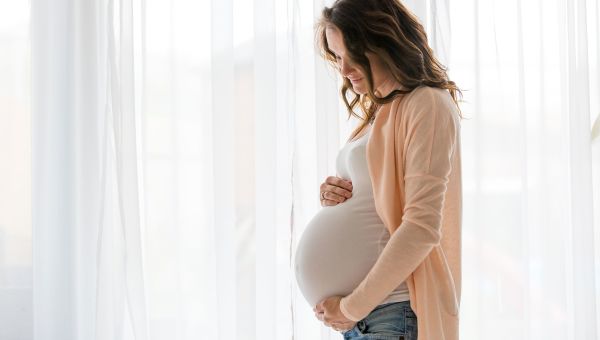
[352,85,366,95]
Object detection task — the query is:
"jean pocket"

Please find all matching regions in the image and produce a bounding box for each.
[360,312,406,339]
[404,313,418,340]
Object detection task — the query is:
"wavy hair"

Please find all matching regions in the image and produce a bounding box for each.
[315,0,465,141]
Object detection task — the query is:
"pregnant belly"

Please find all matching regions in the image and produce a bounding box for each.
[294,204,389,308]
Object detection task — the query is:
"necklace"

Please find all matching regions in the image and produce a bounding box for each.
[369,106,381,125]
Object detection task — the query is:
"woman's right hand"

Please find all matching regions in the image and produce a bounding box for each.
[320,176,353,207]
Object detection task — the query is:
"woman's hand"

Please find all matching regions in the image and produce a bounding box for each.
[320,176,353,207]
[313,296,357,332]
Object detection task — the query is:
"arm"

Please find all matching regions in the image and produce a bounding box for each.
[339,88,458,321]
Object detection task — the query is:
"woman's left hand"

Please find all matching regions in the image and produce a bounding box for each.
[313,296,357,332]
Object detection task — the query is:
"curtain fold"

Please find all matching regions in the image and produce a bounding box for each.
[31,0,149,339]
[562,0,597,338]
[209,0,237,338]
[97,0,149,338]
[31,0,77,337]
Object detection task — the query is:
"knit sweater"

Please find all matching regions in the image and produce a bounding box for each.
[339,83,462,340]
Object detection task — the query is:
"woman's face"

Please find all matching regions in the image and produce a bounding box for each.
[325,25,391,95]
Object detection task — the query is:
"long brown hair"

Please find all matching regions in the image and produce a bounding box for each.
[315,0,465,141]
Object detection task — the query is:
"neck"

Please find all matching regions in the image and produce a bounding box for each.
[374,77,405,97]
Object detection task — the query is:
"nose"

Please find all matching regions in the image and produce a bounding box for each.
[339,59,354,78]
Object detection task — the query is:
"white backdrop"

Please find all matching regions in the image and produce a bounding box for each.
[1,0,599,339]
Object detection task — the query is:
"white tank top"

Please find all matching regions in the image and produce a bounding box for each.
[295,124,409,309]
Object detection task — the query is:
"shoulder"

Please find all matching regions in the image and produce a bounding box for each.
[395,85,450,109]
[391,85,457,122]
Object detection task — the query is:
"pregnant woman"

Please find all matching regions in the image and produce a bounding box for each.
[293,0,464,339]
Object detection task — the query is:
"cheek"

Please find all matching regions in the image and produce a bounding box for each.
[350,81,367,95]
[370,62,387,83]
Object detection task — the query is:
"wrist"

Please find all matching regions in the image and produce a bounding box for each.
[339,296,361,322]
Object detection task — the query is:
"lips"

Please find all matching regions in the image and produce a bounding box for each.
[349,77,363,82]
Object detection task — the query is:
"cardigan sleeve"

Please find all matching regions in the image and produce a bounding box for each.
[339,88,458,322]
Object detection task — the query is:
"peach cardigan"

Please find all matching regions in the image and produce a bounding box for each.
[339,84,462,340]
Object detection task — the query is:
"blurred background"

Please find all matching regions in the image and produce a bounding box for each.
[1,0,599,339]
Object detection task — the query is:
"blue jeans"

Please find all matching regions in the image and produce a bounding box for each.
[339,301,418,340]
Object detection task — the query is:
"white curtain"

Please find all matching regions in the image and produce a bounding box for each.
[448,0,600,338]
[0,0,32,339]
[1,0,599,339]
[30,0,149,339]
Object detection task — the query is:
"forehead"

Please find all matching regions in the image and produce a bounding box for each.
[325,25,345,55]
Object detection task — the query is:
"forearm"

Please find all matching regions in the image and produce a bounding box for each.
[339,219,440,321]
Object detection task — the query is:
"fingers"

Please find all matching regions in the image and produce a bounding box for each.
[313,304,324,322]
[317,317,355,332]
[331,321,356,332]
[326,176,353,191]
[320,177,353,206]
[315,312,324,322]
[313,307,355,332]
[321,190,350,205]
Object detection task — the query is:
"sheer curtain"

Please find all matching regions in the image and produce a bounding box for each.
[448,0,600,338]
[0,1,31,339]
[1,0,599,339]
[31,0,148,339]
